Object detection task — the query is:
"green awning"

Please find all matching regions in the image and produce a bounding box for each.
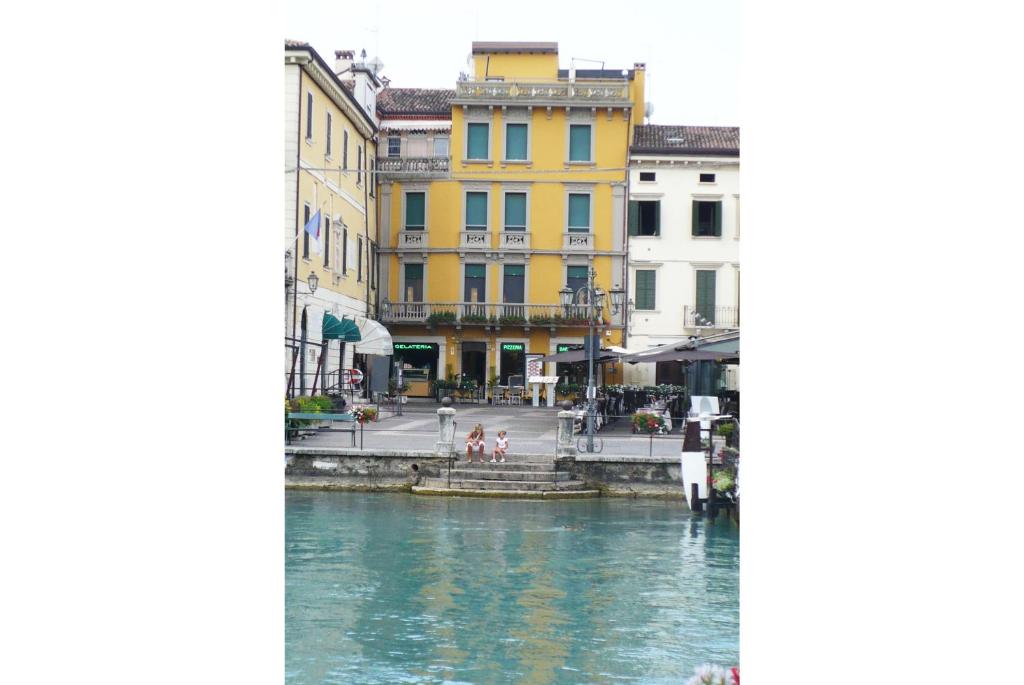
[322,313,362,341]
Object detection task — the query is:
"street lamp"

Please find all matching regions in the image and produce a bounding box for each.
[561,268,605,453]
[306,271,319,294]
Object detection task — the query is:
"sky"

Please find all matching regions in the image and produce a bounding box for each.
[284,0,738,126]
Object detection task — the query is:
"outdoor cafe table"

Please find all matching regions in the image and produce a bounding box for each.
[528,376,560,407]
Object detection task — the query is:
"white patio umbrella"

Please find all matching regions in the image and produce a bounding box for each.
[353,317,394,356]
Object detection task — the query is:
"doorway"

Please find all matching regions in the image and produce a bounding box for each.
[499,342,526,384]
[461,341,486,385]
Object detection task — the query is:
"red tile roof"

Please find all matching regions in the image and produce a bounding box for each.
[632,125,740,156]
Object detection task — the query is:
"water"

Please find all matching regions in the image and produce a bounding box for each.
[286,492,738,684]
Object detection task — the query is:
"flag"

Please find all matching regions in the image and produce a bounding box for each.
[304,209,323,255]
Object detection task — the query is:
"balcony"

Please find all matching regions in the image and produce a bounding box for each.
[459,230,491,250]
[396,231,428,249]
[380,302,611,329]
[500,231,530,250]
[377,156,450,180]
[453,80,630,107]
[563,232,594,251]
[683,305,740,329]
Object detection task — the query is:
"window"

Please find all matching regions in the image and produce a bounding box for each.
[692,200,723,237]
[342,226,348,274]
[467,122,489,160]
[505,123,528,160]
[305,92,313,141]
[357,146,363,184]
[407,136,428,157]
[357,235,363,282]
[628,200,661,236]
[343,130,349,169]
[302,204,310,259]
[566,265,588,294]
[368,158,375,197]
[639,171,656,182]
[567,193,590,232]
[466,192,487,231]
[503,264,525,303]
[464,264,486,303]
[387,136,401,157]
[323,217,330,267]
[372,240,380,288]
[405,192,425,230]
[433,136,449,157]
[404,263,423,301]
[635,270,656,310]
[696,270,717,323]
[700,173,716,183]
[569,124,592,162]
[325,113,332,157]
[504,193,526,231]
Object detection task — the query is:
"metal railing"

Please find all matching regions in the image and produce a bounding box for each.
[379,301,608,327]
[683,305,740,328]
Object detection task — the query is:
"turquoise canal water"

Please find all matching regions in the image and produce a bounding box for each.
[286,492,739,684]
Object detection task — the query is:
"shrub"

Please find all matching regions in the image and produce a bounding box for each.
[426,311,456,325]
[499,315,527,325]
[461,313,488,324]
[715,423,735,437]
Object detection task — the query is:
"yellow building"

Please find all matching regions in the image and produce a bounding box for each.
[285,41,382,396]
[377,42,644,398]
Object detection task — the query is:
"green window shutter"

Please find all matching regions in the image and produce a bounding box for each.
[569,124,591,161]
[568,194,590,231]
[467,123,489,159]
[714,201,723,237]
[504,264,525,277]
[465,264,486,278]
[405,192,425,229]
[628,200,639,236]
[466,192,488,229]
[654,201,661,235]
[405,263,423,280]
[696,270,716,323]
[505,124,527,160]
[504,193,526,230]
[635,270,656,310]
[692,201,700,236]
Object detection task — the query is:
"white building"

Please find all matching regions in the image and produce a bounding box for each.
[623,125,740,391]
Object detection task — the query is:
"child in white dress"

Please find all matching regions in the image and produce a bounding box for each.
[491,431,509,463]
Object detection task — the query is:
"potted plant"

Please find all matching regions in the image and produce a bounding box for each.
[486,372,500,403]
[632,412,665,434]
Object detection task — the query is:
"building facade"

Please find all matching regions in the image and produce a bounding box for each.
[623,125,740,390]
[377,42,645,397]
[284,41,381,396]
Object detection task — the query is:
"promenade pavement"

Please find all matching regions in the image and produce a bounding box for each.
[291,399,685,457]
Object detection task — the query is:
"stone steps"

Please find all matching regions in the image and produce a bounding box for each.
[457,479,589,492]
[412,485,600,499]
[451,460,555,472]
[450,469,572,482]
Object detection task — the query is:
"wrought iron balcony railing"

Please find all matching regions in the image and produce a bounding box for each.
[380,302,610,327]
[683,305,740,328]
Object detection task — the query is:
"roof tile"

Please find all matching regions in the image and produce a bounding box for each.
[632,125,739,156]
[377,88,455,116]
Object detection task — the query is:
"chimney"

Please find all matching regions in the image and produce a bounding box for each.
[335,49,354,75]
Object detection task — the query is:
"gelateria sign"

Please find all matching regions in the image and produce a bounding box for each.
[394,343,436,351]
[501,343,525,351]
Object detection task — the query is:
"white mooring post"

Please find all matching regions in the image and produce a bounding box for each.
[556,401,578,459]
[435,397,456,455]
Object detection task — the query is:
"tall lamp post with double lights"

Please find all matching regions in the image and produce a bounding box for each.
[559,268,611,453]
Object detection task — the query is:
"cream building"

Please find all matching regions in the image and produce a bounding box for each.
[284,41,382,396]
[623,125,740,391]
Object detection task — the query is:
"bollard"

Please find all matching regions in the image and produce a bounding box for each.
[556,400,578,459]
[690,482,704,514]
[435,397,456,456]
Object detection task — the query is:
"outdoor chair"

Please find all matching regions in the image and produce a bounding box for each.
[508,386,524,406]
